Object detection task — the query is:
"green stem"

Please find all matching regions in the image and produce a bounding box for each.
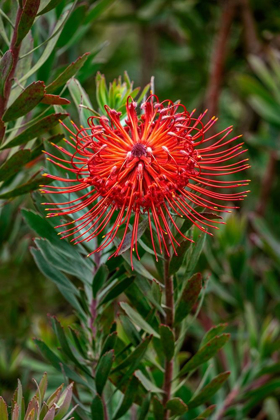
[162,244,174,417]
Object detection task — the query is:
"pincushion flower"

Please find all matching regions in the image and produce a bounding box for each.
[41,96,250,268]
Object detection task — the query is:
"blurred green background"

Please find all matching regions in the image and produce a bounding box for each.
[0,0,280,416]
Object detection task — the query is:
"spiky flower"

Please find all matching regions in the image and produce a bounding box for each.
[42,96,249,268]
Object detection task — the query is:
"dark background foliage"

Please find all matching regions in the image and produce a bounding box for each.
[0,0,280,418]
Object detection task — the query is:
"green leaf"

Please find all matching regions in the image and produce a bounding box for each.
[0,176,52,199]
[119,314,141,347]
[22,209,90,263]
[170,239,191,274]
[92,264,109,298]
[178,334,230,377]
[67,77,93,126]
[85,0,116,24]
[18,8,72,84]
[101,331,118,357]
[99,276,135,306]
[16,0,40,46]
[116,219,148,255]
[113,376,139,419]
[1,113,68,149]
[248,55,279,94]
[91,395,104,420]
[35,373,48,405]
[38,0,65,15]
[188,372,230,409]
[95,350,114,395]
[3,81,45,122]
[196,405,216,418]
[34,238,92,285]
[200,324,228,348]
[153,397,165,420]
[175,273,202,324]
[249,96,280,127]
[159,324,174,362]
[186,233,206,277]
[34,339,90,388]
[0,50,13,96]
[0,397,8,420]
[120,302,160,338]
[46,53,89,93]
[138,393,151,420]
[31,248,86,318]
[54,383,73,420]
[0,150,31,181]
[112,335,152,373]
[135,370,164,393]
[30,247,78,294]
[52,317,91,376]
[41,94,70,105]
[166,398,188,416]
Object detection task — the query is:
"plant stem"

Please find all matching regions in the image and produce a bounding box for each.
[163,244,174,416]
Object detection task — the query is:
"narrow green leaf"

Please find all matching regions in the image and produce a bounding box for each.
[153,397,165,420]
[170,239,191,274]
[54,383,73,420]
[30,247,78,294]
[52,317,91,376]
[200,324,228,348]
[46,53,89,93]
[18,9,71,84]
[188,372,230,409]
[67,78,93,126]
[0,50,13,96]
[0,150,31,181]
[92,264,109,298]
[119,314,141,347]
[120,302,160,338]
[178,334,230,377]
[34,238,91,285]
[113,376,139,419]
[159,324,174,362]
[0,176,52,199]
[1,113,68,149]
[34,339,90,388]
[0,397,8,420]
[99,276,135,306]
[101,331,117,357]
[85,0,116,24]
[196,405,216,418]
[35,373,48,406]
[138,393,151,420]
[135,370,164,393]
[38,0,65,15]
[186,233,206,276]
[116,219,148,255]
[166,398,188,416]
[175,273,202,324]
[3,81,45,122]
[31,248,86,318]
[112,335,152,373]
[91,395,104,420]
[95,350,114,395]
[16,0,40,46]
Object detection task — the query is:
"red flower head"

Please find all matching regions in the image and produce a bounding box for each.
[42,96,250,268]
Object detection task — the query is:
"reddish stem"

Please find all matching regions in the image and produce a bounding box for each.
[205,0,237,119]
[0,4,24,138]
